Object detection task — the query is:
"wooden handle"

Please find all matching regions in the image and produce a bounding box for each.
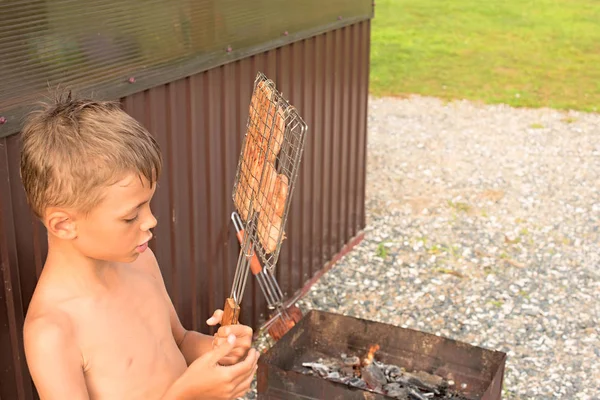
[235,230,263,276]
[221,297,240,326]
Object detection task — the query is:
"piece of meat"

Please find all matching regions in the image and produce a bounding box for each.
[263,106,285,163]
[234,172,252,220]
[255,172,288,253]
[256,164,289,217]
[236,79,289,252]
[248,81,286,163]
[257,207,284,254]
[256,162,277,213]
[234,140,259,220]
[273,174,289,217]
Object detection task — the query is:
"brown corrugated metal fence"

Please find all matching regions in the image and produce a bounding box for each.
[0,20,370,399]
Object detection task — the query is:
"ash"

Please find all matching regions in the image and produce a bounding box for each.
[300,353,468,400]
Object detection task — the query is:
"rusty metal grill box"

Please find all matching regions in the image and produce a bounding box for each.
[257,310,506,400]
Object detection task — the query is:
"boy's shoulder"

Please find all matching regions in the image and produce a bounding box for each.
[24,272,77,340]
[24,304,75,350]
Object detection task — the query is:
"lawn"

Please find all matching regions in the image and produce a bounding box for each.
[370,0,600,111]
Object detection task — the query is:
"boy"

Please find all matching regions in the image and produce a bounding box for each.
[20,93,259,400]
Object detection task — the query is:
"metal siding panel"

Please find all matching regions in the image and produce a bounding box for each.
[314,33,326,274]
[322,32,334,266]
[4,136,38,316]
[289,40,303,291]
[166,83,183,313]
[357,20,371,231]
[171,79,195,329]
[184,77,199,332]
[348,23,360,239]
[330,29,343,256]
[146,85,175,296]
[164,82,182,315]
[301,37,315,281]
[205,68,224,335]
[275,44,293,297]
[8,134,36,400]
[189,73,212,331]
[290,40,304,292]
[222,62,237,323]
[214,67,229,309]
[337,27,347,248]
[0,245,19,400]
[0,138,31,400]
[356,21,370,230]
[340,26,352,247]
[0,140,17,400]
[31,219,46,280]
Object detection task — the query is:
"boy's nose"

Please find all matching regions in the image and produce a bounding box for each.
[141,213,158,231]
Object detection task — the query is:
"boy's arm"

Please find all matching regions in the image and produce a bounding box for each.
[24,314,90,400]
[174,325,214,365]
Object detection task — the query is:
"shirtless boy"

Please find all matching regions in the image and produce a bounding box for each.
[20,94,259,400]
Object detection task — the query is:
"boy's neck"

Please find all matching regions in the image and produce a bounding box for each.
[44,235,118,291]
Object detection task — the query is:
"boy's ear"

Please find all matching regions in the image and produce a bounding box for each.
[45,209,78,240]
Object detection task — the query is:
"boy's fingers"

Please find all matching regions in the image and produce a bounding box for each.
[232,366,257,399]
[215,324,252,338]
[206,309,224,326]
[229,348,259,384]
[209,334,236,363]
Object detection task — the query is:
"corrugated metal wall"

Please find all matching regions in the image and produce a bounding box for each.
[0,20,370,399]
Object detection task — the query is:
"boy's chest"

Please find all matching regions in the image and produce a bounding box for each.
[70,272,186,392]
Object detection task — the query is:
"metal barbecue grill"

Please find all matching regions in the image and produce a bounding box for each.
[222,72,307,326]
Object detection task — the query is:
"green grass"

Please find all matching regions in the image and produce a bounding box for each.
[370,0,600,111]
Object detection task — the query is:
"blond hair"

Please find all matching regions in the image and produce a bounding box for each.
[20,91,162,219]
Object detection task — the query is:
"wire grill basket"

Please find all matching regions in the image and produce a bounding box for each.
[232,72,307,275]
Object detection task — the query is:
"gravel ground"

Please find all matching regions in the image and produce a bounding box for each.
[243,96,600,400]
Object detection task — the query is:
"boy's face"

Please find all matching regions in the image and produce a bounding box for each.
[73,173,157,263]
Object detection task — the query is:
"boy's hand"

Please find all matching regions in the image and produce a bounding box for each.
[180,334,259,400]
[207,309,253,366]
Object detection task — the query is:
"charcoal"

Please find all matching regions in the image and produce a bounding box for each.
[398,372,441,395]
[342,355,361,366]
[383,382,401,392]
[301,362,327,369]
[413,371,445,389]
[347,377,368,389]
[301,362,330,377]
[300,355,464,399]
[315,366,329,378]
[407,387,429,400]
[361,362,387,390]
[384,383,410,399]
[385,364,403,380]
[327,371,341,381]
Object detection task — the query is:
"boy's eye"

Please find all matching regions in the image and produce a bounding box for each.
[124,215,139,223]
